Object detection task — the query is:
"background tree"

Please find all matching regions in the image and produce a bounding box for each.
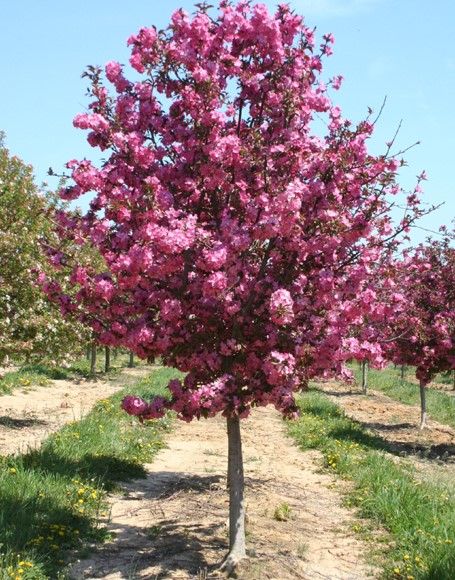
[0,133,89,365]
[47,1,429,570]
[386,230,455,428]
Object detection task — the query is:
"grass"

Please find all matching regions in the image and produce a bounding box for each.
[288,387,455,579]
[351,365,455,431]
[0,365,181,579]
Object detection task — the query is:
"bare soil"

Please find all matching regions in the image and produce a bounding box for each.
[318,380,455,463]
[0,368,146,456]
[68,406,377,580]
[2,368,454,579]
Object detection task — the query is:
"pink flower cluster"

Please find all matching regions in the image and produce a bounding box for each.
[269,289,294,325]
[121,395,166,419]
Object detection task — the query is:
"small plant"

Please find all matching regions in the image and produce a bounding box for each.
[273,502,292,522]
[297,542,309,558]
[146,524,162,539]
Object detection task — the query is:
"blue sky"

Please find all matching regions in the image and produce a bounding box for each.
[1,0,453,243]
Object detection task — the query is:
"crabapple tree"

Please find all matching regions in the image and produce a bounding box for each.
[47,1,427,569]
[386,230,455,428]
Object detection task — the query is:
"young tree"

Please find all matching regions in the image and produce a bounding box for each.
[386,231,455,428]
[48,2,428,569]
[0,133,89,365]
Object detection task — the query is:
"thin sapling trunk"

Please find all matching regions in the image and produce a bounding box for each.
[361,359,368,395]
[419,379,427,430]
[90,341,97,377]
[221,414,246,574]
[105,346,111,373]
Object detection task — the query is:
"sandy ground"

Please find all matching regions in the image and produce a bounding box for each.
[0,368,146,456]
[68,406,377,580]
[318,380,455,461]
[2,368,454,579]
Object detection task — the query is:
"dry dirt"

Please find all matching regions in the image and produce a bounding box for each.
[1,368,454,579]
[317,380,455,462]
[0,367,147,456]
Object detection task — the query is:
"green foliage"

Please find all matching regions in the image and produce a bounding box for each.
[288,388,455,579]
[0,366,178,578]
[0,133,90,365]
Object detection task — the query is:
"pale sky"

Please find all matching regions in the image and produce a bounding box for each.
[1,0,453,243]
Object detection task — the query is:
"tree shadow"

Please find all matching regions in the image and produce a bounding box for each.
[74,517,226,578]
[321,389,363,398]
[360,421,416,432]
[22,448,149,490]
[69,472,231,578]
[0,415,47,428]
[328,422,455,463]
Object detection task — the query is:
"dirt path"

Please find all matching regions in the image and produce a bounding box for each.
[68,407,377,580]
[317,381,455,462]
[0,367,147,456]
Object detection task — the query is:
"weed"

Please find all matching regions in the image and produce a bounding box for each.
[297,542,309,558]
[273,502,292,522]
[146,524,162,540]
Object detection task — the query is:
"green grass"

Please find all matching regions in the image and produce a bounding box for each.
[352,365,455,431]
[0,366,181,579]
[288,388,455,579]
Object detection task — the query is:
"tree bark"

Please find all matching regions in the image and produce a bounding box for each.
[361,359,368,395]
[105,346,111,373]
[128,351,134,368]
[419,379,427,430]
[220,415,246,574]
[401,365,407,381]
[90,342,97,377]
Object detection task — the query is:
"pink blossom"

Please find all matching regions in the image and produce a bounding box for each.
[121,396,148,415]
[202,272,228,296]
[269,289,294,325]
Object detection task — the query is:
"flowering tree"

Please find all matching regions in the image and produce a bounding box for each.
[386,230,455,428]
[0,133,89,365]
[48,1,428,569]
[342,252,409,394]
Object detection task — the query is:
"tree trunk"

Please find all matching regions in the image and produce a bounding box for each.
[220,415,246,573]
[128,351,134,368]
[452,370,455,391]
[90,342,97,377]
[86,344,91,360]
[361,359,368,395]
[105,346,111,373]
[401,365,407,381]
[419,379,427,430]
